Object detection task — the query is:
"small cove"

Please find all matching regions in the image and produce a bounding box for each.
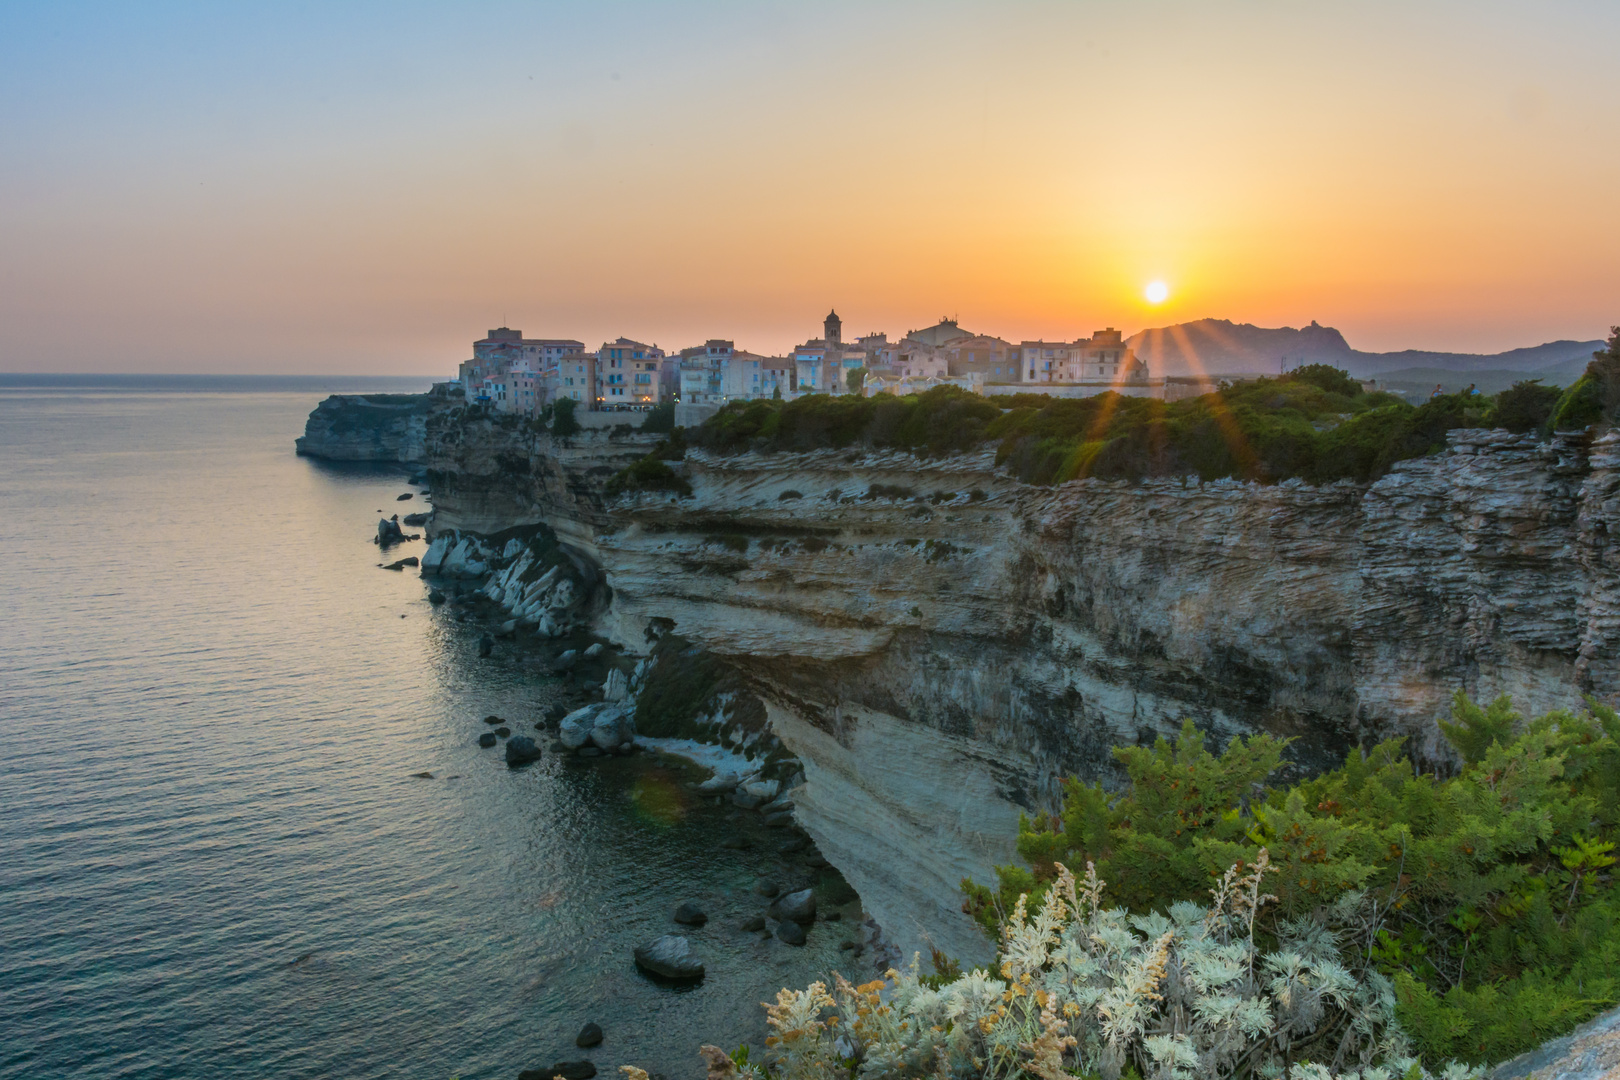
[0,378,867,1079]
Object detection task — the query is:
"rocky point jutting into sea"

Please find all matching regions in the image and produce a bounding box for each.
[298,393,1620,966]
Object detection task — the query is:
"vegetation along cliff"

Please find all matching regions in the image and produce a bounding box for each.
[290,337,1620,993]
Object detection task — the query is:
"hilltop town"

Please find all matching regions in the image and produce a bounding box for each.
[456,310,1155,418]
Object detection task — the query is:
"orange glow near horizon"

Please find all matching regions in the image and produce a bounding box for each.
[1,4,1617,373]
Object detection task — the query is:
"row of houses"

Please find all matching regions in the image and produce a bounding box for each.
[456,310,1151,415]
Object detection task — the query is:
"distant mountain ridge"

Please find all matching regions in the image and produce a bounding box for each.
[1127,318,1604,382]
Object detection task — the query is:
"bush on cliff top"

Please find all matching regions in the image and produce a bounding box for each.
[688,374,1513,486]
[962,693,1620,1067]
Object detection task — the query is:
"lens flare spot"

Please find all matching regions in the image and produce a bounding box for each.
[629,773,688,827]
[1145,281,1170,304]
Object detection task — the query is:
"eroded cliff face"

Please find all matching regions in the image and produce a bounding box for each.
[295,393,460,462]
[414,412,1620,964]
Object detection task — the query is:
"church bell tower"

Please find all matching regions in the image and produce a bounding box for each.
[824,309,842,347]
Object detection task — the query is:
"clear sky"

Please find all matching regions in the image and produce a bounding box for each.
[3,1,1617,374]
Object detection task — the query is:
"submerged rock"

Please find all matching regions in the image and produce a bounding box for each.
[478,634,494,658]
[754,878,780,898]
[397,493,413,501]
[777,888,817,923]
[402,512,429,526]
[519,1063,595,1080]
[477,732,497,748]
[583,643,605,659]
[427,588,446,605]
[574,1021,603,1048]
[739,916,766,932]
[698,773,742,794]
[775,920,807,946]
[504,736,541,765]
[633,935,704,980]
[673,902,707,926]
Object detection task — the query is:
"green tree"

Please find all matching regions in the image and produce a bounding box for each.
[1490,380,1563,434]
[550,396,580,437]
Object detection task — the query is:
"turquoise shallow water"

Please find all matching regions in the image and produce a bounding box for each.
[0,378,860,1079]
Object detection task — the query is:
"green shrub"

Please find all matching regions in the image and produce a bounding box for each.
[1490,380,1563,434]
[1550,375,1604,431]
[688,350,1619,486]
[866,483,914,500]
[550,397,580,437]
[604,455,691,497]
[751,857,1463,1080]
[641,400,676,433]
[1282,363,1364,398]
[963,693,1620,1066]
[651,427,686,460]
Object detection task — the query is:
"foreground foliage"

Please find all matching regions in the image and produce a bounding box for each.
[710,858,1474,1080]
[689,344,1620,486]
[963,695,1620,1067]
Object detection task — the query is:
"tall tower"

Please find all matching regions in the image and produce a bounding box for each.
[824,309,842,347]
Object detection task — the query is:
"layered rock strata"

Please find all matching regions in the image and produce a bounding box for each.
[348,404,1620,964]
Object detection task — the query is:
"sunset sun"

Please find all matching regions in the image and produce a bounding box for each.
[1145,280,1170,304]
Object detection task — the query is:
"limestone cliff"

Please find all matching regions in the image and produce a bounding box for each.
[295,392,460,462]
[398,408,1620,965]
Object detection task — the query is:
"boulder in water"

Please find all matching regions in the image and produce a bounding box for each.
[698,773,743,794]
[504,735,541,766]
[775,888,817,924]
[477,732,497,748]
[558,701,631,750]
[478,634,494,658]
[583,642,605,659]
[633,935,704,981]
[428,588,446,605]
[574,1022,603,1048]
[775,920,807,946]
[601,667,629,703]
[402,512,429,526]
[376,517,406,545]
[673,902,707,926]
[741,778,780,802]
[396,493,413,501]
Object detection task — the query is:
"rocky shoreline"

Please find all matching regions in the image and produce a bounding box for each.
[303,390,1620,971]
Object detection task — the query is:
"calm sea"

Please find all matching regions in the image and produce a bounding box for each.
[0,377,856,1079]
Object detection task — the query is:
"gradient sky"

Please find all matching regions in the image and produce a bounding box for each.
[3,1,1618,374]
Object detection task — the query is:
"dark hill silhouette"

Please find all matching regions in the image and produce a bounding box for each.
[1126,318,1603,381]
